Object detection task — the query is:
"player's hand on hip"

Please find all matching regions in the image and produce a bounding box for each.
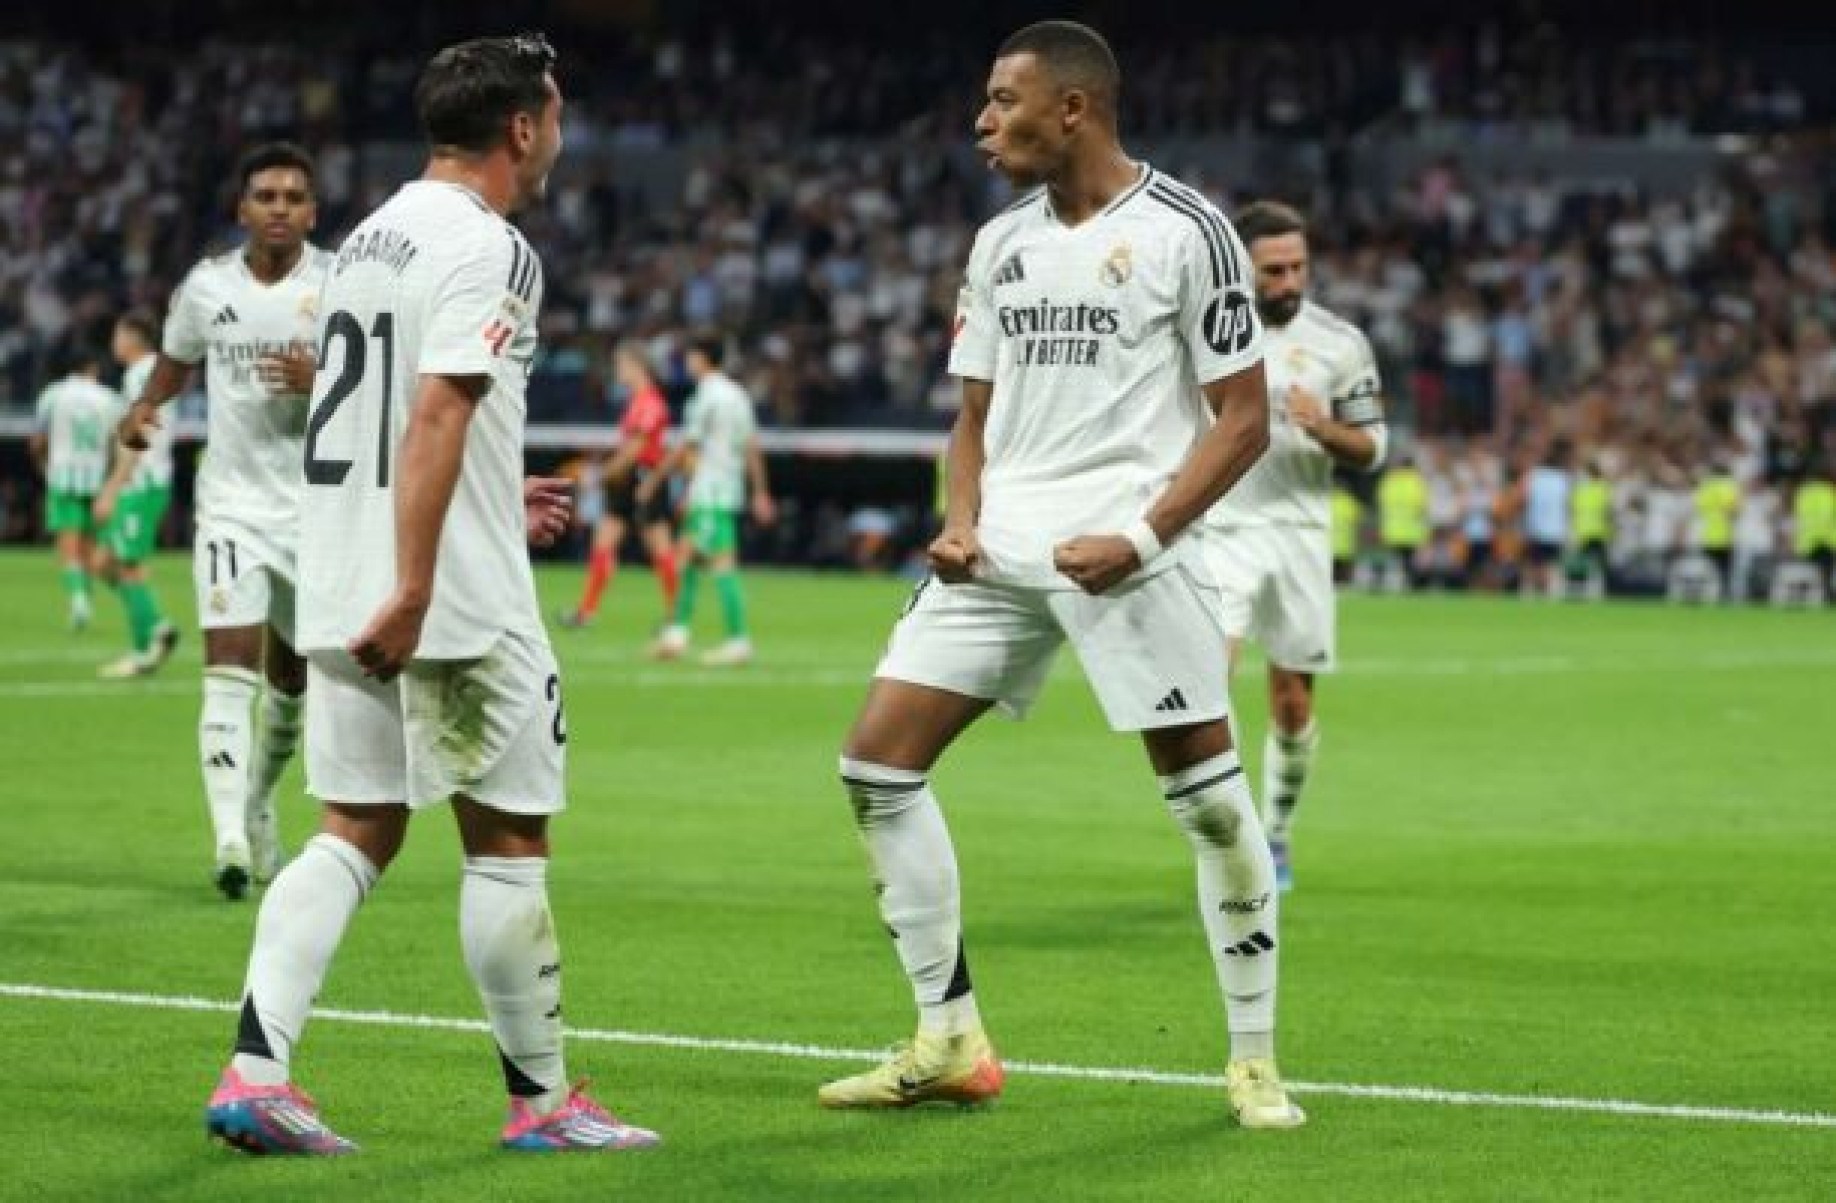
[927,525,982,584]
[116,401,160,451]
[1053,534,1139,595]
[258,344,317,397]
[91,489,117,524]
[523,475,573,548]
[348,593,428,682]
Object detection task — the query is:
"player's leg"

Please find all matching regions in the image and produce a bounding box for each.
[699,514,752,664]
[651,517,705,658]
[51,499,93,629]
[820,579,1057,1109]
[419,634,656,1150]
[1258,530,1337,891]
[563,514,624,627]
[98,492,176,676]
[247,623,307,883]
[194,530,276,896]
[209,653,408,1155]
[1063,566,1301,1128]
[642,514,680,617]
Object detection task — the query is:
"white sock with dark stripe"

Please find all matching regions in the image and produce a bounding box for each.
[231,834,378,1085]
[201,667,259,853]
[1263,720,1319,841]
[462,856,568,1115]
[1161,750,1279,1062]
[839,757,979,1037]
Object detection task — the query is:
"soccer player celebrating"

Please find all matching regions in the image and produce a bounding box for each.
[31,342,119,632]
[118,143,329,898]
[93,308,181,679]
[202,34,657,1156]
[819,21,1303,1129]
[558,344,679,629]
[1202,201,1388,893]
[644,334,774,666]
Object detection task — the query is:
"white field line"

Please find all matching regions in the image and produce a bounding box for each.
[1,982,1830,1129]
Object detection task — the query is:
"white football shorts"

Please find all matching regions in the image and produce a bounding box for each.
[1203,523,1337,672]
[875,558,1231,732]
[192,521,296,642]
[304,629,567,814]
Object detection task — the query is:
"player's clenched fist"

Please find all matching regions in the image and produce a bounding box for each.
[1053,534,1139,595]
[927,525,982,583]
[116,399,162,451]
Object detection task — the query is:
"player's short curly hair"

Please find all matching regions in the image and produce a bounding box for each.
[415,33,557,156]
[235,142,316,196]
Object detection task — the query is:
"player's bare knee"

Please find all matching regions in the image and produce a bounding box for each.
[204,625,264,670]
[453,796,550,858]
[320,803,410,871]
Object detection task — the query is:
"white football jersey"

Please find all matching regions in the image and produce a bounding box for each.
[296,180,544,660]
[36,375,121,494]
[119,355,174,490]
[1208,300,1383,530]
[684,371,757,510]
[163,244,331,533]
[949,166,1262,588]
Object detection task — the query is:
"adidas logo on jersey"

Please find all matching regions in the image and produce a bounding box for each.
[992,252,1027,287]
[211,305,240,326]
[206,751,238,770]
[1153,687,1189,713]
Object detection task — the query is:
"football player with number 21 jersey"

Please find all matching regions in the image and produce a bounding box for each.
[203,33,658,1157]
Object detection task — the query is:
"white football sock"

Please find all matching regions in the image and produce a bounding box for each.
[839,757,978,1036]
[462,855,568,1115]
[231,834,378,1084]
[247,687,304,830]
[1162,750,1280,1062]
[1263,719,1319,841]
[201,668,259,853]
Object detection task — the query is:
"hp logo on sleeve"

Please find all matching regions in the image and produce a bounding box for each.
[1204,288,1256,356]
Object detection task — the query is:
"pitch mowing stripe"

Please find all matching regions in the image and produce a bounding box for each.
[3,982,1831,1129]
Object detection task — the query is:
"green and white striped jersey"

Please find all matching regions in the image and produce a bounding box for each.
[36,374,122,494]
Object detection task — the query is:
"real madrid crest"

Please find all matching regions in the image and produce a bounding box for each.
[210,587,229,615]
[1099,242,1132,288]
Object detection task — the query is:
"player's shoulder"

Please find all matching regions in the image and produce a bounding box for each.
[177,247,239,295]
[1136,169,1248,278]
[1138,168,1231,231]
[969,187,1048,260]
[1296,301,1372,354]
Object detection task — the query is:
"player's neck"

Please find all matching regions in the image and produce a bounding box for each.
[423,154,516,216]
[1045,147,1140,228]
[243,243,303,284]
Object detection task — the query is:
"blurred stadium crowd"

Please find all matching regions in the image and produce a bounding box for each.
[2,7,1834,592]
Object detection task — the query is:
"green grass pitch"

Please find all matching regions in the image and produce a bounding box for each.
[0,549,1831,1201]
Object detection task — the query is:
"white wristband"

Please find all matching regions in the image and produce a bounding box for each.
[1122,518,1164,568]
